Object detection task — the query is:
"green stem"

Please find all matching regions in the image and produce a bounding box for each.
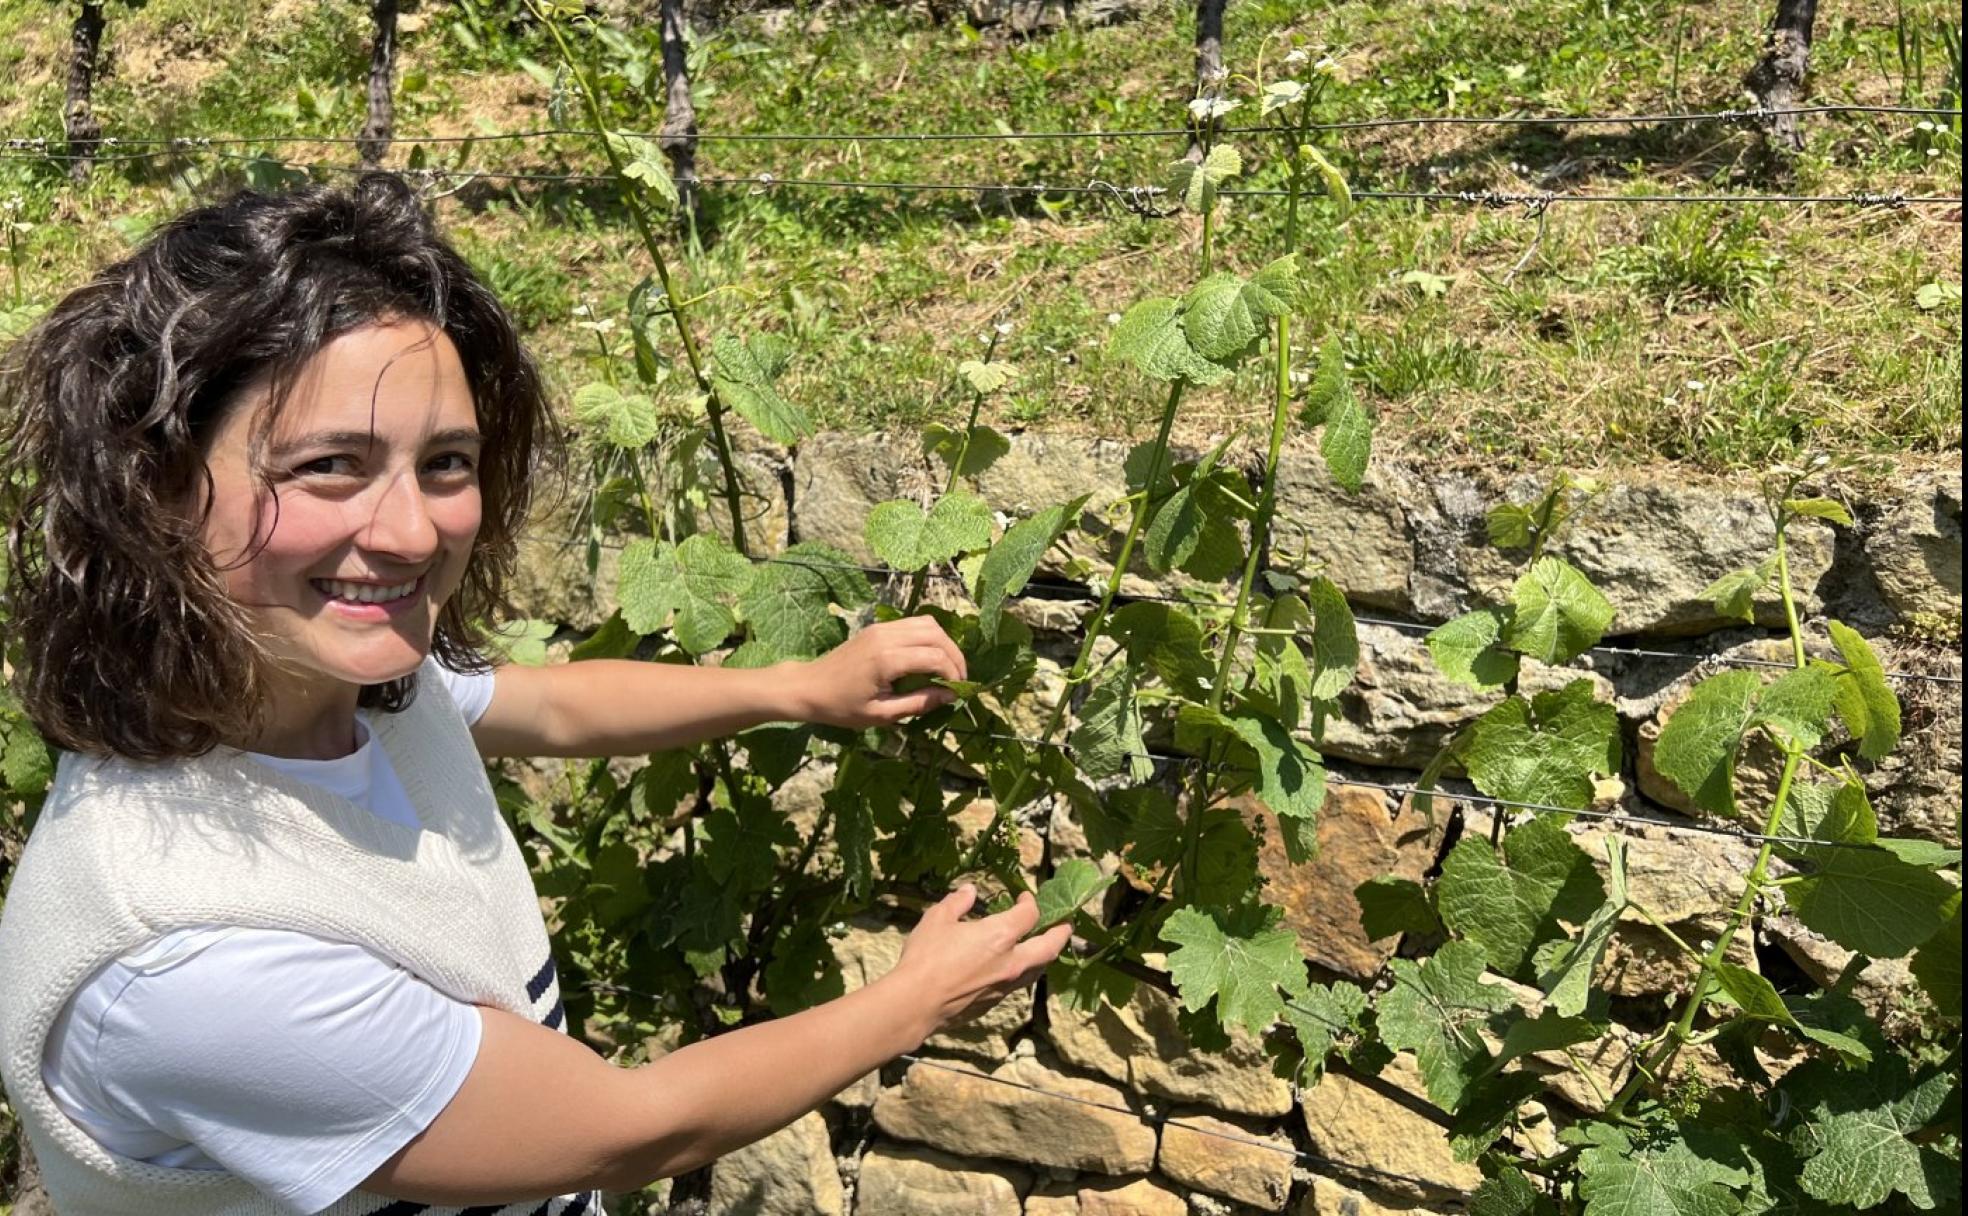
[1201,204,1216,277]
[530,2,750,556]
[1776,523,1806,669]
[953,378,1189,885]
[906,330,1002,614]
[1627,900,1703,963]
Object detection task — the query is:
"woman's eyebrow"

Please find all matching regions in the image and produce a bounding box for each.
[268,427,485,457]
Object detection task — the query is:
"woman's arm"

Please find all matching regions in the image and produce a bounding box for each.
[468,616,967,758]
[362,886,1067,1203]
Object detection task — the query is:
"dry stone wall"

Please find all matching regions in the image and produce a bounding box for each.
[506,435,1962,1214]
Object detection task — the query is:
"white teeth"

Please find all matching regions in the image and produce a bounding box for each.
[318,578,419,604]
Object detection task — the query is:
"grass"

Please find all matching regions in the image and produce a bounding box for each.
[0,0,1959,475]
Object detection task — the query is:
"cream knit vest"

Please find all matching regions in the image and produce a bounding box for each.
[0,662,602,1216]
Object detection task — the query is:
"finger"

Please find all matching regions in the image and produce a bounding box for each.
[869,688,954,721]
[881,645,963,686]
[1009,922,1073,972]
[985,890,1041,942]
[928,883,977,925]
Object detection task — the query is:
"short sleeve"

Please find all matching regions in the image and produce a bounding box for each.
[88,928,482,1216]
[432,663,499,726]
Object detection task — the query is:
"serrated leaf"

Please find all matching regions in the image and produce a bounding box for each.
[1179,258,1297,360]
[975,497,1088,643]
[1035,859,1110,929]
[1786,845,1956,958]
[1300,142,1352,217]
[1537,837,1628,1016]
[606,130,679,207]
[1654,670,1764,817]
[1712,962,1798,1026]
[2,724,54,793]
[957,359,1017,394]
[1107,602,1211,700]
[711,333,811,446]
[1167,144,1242,212]
[739,542,867,658]
[1750,665,1839,749]
[487,618,555,666]
[1505,556,1614,664]
[1280,980,1369,1086]
[1783,990,1878,1064]
[1575,1122,1753,1216]
[1070,669,1152,782]
[1471,1168,1547,1216]
[1355,876,1441,942]
[1377,940,1514,1112]
[1427,607,1520,690]
[1462,680,1620,813]
[1108,296,1229,385]
[1261,79,1307,115]
[1301,334,1370,491]
[569,610,639,661]
[1699,556,1777,623]
[1782,497,1854,526]
[1160,904,1304,1036]
[1143,474,1245,580]
[920,423,1012,479]
[1872,837,1963,867]
[865,490,994,572]
[1438,818,1605,979]
[1784,1052,1956,1209]
[571,381,661,449]
[1827,621,1900,761]
[1493,1007,1602,1069]
[1909,895,1960,1018]
[1486,502,1539,550]
[1774,778,1877,850]
[1301,575,1359,701]
[1225,711,1327,862]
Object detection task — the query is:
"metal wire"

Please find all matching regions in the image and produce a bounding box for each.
[5,102,1959,149]
[2,145,1957,208]
[740,551,1964,687]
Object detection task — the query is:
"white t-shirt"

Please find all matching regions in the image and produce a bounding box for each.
[40,666,501,1216]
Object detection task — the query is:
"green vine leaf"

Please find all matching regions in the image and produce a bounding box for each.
[1377,940,1514,1112]
[1909,894,1961,1019]
[739,541,868,659]
[711,332,811,446]
[1167,142,1242,212]
[1160,904,1304,1037]
[1827,620,1901,761]
[1427,606,1519,691]
[1462,680,1620,813]
[1144,473,1245,580]
[1504,556,1614,664]
[865,490,994,572]
[569,610,638,661]
[1774,778,1877,848]
[605,130,678,207]
[1300,143,1353,217]
[1107,602,1211,700]
[1784,844,1957,958]
[1534,837,1628,1017]
[1711,963,1798,1026]
[1,722,53,793]
[1179,256,1298,360]
[1749,665,1839,750]
[616,535,751,653]
[1225,710,1327,863]
[922,423,1012,478]
[1280,980,1370,1086]
[1783,1051,1957,1209]
[1573,1121,1755,1216]
[1035,858,1111,929]
[1107,296,1229,385]
[571,381,660,449]
[1070,669,1151,782]
[1300,333,1371,492]
[1438,818,1605,979]
[1356,876,1441,942]
[1782,497,1855,527]
[1470,1167,1549,1216]
[487,618,555,665]
[975,497,1088,643]
[1698,556,1777,623]
[1301,576,1359,702]
[1653,669,1764,818]
[957,359,1018,394]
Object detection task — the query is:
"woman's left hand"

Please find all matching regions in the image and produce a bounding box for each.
[783,615,969,729]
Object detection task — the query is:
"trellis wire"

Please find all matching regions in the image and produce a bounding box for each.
[4,101,1960,149]
[741,552,1964,687]
[1,144,1959,209]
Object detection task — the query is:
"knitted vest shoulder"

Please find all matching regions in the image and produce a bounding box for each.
[0,662,600,1216]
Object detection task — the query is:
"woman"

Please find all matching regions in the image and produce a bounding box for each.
[0,172,1068,1216]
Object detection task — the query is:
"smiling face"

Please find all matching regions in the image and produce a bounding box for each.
[199,318,484,710]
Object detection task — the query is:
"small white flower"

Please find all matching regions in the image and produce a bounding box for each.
[571,303,592,317]
[1106,312,1122,325]
[1284,48,1310,65]
[1685,378,1706,392]
[996,321,1014,335]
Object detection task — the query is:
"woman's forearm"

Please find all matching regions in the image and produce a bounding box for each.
[476,659,814,758]
[610,972,930,1185]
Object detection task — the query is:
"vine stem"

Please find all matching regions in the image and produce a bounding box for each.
[1606,517,1808,1120]
[529,1,750,556]
[905,329,1002,614]
[952,378,1189,886]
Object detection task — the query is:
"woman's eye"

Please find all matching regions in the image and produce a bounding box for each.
[296,456,356,477]
[426,453,477,475]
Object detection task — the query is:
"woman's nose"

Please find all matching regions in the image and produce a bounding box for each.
[357,470,441,560]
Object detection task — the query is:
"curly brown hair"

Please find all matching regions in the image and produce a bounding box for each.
[0,172,560,761]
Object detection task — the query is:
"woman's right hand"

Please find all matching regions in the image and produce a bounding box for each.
[887,883,1073,1038]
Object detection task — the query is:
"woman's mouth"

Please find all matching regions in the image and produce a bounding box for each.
[312,574,425,617]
